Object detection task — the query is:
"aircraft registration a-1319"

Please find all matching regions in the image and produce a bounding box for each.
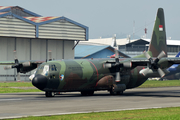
[1,8,180,97]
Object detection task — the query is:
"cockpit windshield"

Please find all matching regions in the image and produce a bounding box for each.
[42,65,49,76]
[36,64,57,76]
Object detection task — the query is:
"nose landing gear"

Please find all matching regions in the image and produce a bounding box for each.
[45,91,55,97]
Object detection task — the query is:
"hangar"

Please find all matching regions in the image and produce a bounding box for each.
[0,6,88,81]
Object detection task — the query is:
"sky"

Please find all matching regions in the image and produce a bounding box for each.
[1,0,180,40]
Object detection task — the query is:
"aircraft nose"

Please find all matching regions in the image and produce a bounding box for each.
[32,74,48,90]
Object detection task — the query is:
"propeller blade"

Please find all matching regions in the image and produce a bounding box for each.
[13,50,18,60]
[115,49,120,64]
[143,51,151,59]
[17,72,21,81]
[115,49,118,59]
[4,65,12,70]
[48,50,52,61]
[139,68,150,76]
[157,51,166,59]
[115,72,121,82]
[158,68,165,78]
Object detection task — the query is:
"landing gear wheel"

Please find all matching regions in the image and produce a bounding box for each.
[110,86,115,95]
[109,86,123,95]
[45,91,55,97]
[81,91,87,96]
[87,91,94,96]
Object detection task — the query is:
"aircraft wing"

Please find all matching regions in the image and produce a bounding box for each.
[0,60,45,73]
[128,57,180,69]
[103,58,149,69]
[104,57,180,70]
[166,57,180,64]
[0,60,45,65]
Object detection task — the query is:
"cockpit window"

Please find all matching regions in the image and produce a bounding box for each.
[42,65,49,75]
[49,65,57,71]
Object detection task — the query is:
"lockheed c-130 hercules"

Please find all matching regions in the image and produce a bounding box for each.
[1,8,180,97]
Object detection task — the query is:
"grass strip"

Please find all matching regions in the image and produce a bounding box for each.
[0,82,41,93]
[0,87,40,93]
[139,80,180,88]
[0,80,180,93]
[0,81,33,87]
[10,107,180,120]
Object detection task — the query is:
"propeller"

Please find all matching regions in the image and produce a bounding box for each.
[114,49,121,82]
[141,51,166,77]
[13,50,21,81]
[4,51,31,81]
[48,50,52,61]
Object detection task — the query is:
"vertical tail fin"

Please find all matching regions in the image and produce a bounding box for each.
[148,8,167,57]
[175,52,180,57]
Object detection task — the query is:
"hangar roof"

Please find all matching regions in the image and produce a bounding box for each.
[75,44,130,58]
[80,37,180,46]
[130,39,180,46]
[0,6,88,41]
[0,6,41,17]
[80,38,127,45]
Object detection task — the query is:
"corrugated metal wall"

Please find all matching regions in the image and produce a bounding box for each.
[0,37,15,81]
[0,37,74,81]
[0,9,86,81]
[31,39,47,60]
[0,17,35,38]
[39,21,86,40]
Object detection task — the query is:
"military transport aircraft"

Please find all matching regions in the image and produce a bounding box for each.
[161,52,180,80]
[1,8,180,97]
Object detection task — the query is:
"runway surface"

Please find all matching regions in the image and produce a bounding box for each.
[0,87,180,119]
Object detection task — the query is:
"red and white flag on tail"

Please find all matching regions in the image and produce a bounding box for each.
[159,25,163,31]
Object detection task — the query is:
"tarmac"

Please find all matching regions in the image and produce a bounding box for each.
[0,87,180,119]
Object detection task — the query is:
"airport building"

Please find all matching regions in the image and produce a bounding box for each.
[79,37,179,57]
[0,6,88,81]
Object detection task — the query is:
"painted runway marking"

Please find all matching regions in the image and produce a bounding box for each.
[0,99,22,101]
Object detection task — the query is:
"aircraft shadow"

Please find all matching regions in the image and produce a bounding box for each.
[1,90,179,98]
[52,90,180,98]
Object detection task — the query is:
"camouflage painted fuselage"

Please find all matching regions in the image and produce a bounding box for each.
[35,58,147,92]
[32,8,170,95]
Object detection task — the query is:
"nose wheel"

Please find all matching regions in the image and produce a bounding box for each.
[45,91,55,97]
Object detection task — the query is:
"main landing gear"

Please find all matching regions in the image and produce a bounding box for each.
[45,91,55,97]
[109,86,124,95]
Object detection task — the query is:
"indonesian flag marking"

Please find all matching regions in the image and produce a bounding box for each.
[159,25,163,31]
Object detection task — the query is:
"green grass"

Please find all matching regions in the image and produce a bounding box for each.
[0,81,41,93]
[0,87,40,93]
[0,81,33,87]
[10,107,180,120]
[139,80,180,88]
[0,80,180,93]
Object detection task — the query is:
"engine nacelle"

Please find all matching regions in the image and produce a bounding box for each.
[123,61,132,68]
[20,63,37,73]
